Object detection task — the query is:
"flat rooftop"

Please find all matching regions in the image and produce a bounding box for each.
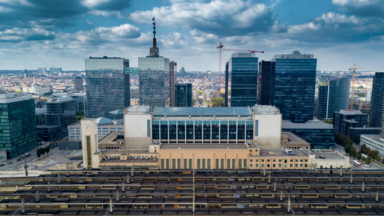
[349,127,380,130]
[337,109,365,115]
[362,134,384,143]
[282,132,310,145]
[153,107,252,117]
[282,120,333,129]
[314,152,345,160]
[98,132,123,145]
[160,143,248,150]
[259,149,309,157]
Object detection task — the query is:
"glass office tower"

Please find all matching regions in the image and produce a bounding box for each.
[258,61,274,105]
[175,83,192,107]
[37,97,76,141]
[317,76,350,119]
[370,72,384,127]
[85,57,130,119]
[0,93,37,159]
[227,53,258,107]
[272,51,316,123]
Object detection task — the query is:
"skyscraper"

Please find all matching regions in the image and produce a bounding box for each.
[227,53,258,107]
[317,76,350,119]
[73,77,83,92]
[169,61,177,107]
[175,83,192,107]
[258,60,274,105]
[37,97,76,141]
[272,51,316,123]
[85,56,130,119]
[139,18,169,108]
[0,92,37,159]
[370,72,384,127]
[50,67,62,74]
[38,67,46,74]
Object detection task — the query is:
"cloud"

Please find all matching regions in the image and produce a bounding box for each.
[0,27,55,42]
[86,20,94,26]
[284,12,384,43]
[130,0,286,36]
[332,0,384,18]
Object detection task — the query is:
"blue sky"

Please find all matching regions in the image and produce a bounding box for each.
[0,0,383,71]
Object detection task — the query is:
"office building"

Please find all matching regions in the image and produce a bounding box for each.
[317,76,350,119]
[29,84,50,96]
[224,62,229,107]
[361,101,384,157]
[139,20,169,108]
[35,108,46,125]
[85,56,130,119]
[174,83,192,107]
[282,120,335,149]
[272,51,316,123]
[68,117,123,142]
[333,109,368,135]
[347,127,380,141]
[227,53,258,107]
[0,92,37,159]
[37,67,46,74]
[73,77,83,92]
[258,61,274,105]
[370,72,384,127]
[36,97,76,141]
[169,61,177,107]
[50,67,62,75]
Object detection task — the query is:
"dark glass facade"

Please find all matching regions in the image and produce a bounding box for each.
[139,56,169,108]
[272,53,316,123]
[37,98,76,141]
[0,94,37,159]
[175,83,192,107]
[258,61,273,105]
[228,53,258,107]
[370,72,384,127]
[317,76,350,119]
[347,127,380,140]
[282,128,335,149]
[73,77,83,92]
[85,57,130,119]
[333,110,368,135]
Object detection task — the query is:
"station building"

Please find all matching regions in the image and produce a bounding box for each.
[80,105,348,170]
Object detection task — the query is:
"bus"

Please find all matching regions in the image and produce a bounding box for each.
[353,160,361,167]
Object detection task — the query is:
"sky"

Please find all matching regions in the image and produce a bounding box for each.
[0,0,383,71]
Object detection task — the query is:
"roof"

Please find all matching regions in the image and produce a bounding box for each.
[314,152,345,160]
[282,120,333,130]
[153,107,251,117]
[349,127,380,131]
[160,144,248,150]
[361,134,384,143]
[337,109,365,115]
[259,149,309,157]
[96,117,114,125]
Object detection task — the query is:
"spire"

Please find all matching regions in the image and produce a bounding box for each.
[152,17,157,48]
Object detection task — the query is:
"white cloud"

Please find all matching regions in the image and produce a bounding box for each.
[86,20,94,26]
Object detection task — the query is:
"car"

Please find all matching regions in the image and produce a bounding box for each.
[363,164,371,168]
[17,158,21,161]
[0,164,4,166]
[7,162,12,165]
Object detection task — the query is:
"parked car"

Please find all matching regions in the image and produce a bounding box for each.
[7,162,12,165]
[0,164,4,166]
[363,164,371,168]
[17,158,22,161]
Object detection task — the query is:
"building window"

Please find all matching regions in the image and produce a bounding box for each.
[243,159,247,168]
[161,159,164,169]
[273,164,276,168]
[172,159,176,169]
[256,159,259,162]
[300,164,303,168]
[177,159,181,169]
[279,164,281,168]
[232,159,236,169]
[261,164,264,168]
[273,159,276,162]
[267,164,270,168]
[295,159,298,162]
[290,159,293,162]
[262,159,264,162]
[250,164,253,168]
[207,159,211,169]
[290,164,293,168]
[216,159,219,169]
[250,159,253,162]
[295,164,298,167]
[86,136,91,168]
[239,159,242,168]
[305,164,307,167]
[197,159,201,169]
[284,164,287,167]
[279,159,281,162]
[184,159,188,169]
[227,159,231,169]
[189,159,192,169]
[202,159,206,169]
[267,159,270,162]
[300,159,303,162]
[166,159,169,169]
[256,164,259,168]
[221,159,224,170]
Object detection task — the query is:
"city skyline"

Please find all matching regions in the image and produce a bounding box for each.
[0,0,383,71]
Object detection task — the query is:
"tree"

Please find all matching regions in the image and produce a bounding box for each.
[381,158,384,164]
[375,155,381,161]
[46,146,50,154]
[211,97,225,107]
[366,157,371,165]
[351,136,360,143]
[343,136,353,146]
[357,151,362,160]
[350,148,357,158]
[344,144,352,154]
[36,149,42,158]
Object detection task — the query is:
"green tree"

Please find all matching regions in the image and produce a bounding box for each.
[366,157,371,165]
[350,148,357,158]
[36,149,42,158]
[211,97,225,107]
[344,144,352,154]
[46,146,50,154]
[357,151,362,160]
[375,155,381,161]
[343,136,353,146]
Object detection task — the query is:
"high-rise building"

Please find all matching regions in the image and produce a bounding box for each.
[169,61,177,107]
[139,19,169,108]
[224,62,229,107]
[370,72,384,127]
[227,53,258,107]
[0,92,37,159]
[180,67,186,74]
[175,83,192,107]
[272,51,316,123]
[333,109,368,135]
[258,61,274,105]
[317,76,350,119]
[50,67,62,75]
[37,97,76,141]
[85,56,130,119]
[38,67,46,74]
[73,77,83,92]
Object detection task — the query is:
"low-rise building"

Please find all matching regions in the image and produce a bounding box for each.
[361,134,384,157]
[333,109,368,135]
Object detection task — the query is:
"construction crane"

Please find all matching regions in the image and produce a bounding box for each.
[216,43,224,107]
[223,49,264,53]
[349,63,365,110]
[204,75,207,105]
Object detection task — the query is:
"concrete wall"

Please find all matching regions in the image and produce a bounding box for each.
[124,114,152,150]
[309,152,350,169]
[254,114,282,149]
[0,150,7,162]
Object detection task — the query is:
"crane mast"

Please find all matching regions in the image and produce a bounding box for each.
[349,63,364,110]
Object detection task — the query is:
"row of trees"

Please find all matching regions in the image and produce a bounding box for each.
[36,146,50,158]
[335,132,381,165]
